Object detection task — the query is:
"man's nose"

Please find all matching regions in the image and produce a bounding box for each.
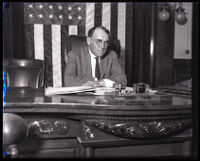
[99,42,106,48]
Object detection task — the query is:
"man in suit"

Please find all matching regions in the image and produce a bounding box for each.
[64,26,127,87]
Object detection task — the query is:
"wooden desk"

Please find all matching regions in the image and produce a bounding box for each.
[4,87,192,158]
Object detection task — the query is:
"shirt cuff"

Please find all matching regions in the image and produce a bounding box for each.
[103,79,115,88]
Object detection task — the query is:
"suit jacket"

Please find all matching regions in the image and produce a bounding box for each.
[63,46,127,87]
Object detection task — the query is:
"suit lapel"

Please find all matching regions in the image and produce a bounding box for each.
[100,55,108,79]
[84,47,92,76]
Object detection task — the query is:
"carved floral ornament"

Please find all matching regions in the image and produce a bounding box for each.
[84,119,192,139]
[27,120,68,135]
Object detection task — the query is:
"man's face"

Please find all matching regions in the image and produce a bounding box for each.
[87,28,109,57]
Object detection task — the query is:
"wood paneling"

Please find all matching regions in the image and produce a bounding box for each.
[3,3,25,59]
[191,2,199,158]
[154,3,175,87]
[18,148,76,158]
[132,3,152,85]
[130,3,175,88]
[173,59,191,83]
[95,141,191,157]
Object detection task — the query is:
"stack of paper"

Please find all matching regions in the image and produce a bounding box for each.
[159,85,191,95]
[95,87,115,95]
[45,86,95,95]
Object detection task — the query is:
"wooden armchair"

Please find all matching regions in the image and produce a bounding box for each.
[3,59,44,88]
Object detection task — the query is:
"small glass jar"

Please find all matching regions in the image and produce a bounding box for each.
[133,83,149,94]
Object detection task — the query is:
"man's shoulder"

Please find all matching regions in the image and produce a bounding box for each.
[106,50,118,58]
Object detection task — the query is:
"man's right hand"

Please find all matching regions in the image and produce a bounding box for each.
[82,80,104,87]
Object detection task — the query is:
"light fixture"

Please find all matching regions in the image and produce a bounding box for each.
[158,2,187,25]
[158,4,170,22]
[174,3,187,25]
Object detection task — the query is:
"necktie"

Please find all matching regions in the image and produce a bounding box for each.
[95,57,101,80]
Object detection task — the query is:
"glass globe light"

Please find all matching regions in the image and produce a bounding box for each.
[158,9,170,22]
[175,7,187,25]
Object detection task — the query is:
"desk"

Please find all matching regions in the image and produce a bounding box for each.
[4,87,192,158]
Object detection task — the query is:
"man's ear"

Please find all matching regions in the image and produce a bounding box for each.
[86,37,91,45]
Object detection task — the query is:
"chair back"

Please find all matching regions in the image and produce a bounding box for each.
[3,59,44,88]
[68,35,87,53]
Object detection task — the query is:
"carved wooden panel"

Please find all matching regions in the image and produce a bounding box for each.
[18,114,80,138]
[27,120,68,136]
[83,119,192,139]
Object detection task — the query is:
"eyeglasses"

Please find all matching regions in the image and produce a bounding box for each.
[91,38,109,47]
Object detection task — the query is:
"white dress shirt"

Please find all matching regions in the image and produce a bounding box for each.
[89,49,100,81]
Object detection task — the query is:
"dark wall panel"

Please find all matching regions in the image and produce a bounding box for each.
[173,59,191,83]
[132,3,152,85]
[3,3,25,59]
[125,3,134,86]
[191,2,199,158]
[154,3,175,87]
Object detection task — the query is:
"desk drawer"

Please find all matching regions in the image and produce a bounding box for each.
[18,149,75,158]
[18,148,76,158]
[18,138,77,158]
[95,141,192,157]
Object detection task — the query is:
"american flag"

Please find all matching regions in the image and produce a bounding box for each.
[24,2,133,87]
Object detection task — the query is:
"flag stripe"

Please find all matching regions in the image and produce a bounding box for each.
[118,3,126,49]
[52,25,62,87]
[24,24,35,59]
[78,26,85,36]
[85,3,95,36]
[94,3,102,26]
[69,25,78,35]
[43,25,53,86]
[117,3,126,71]
[110,3,118,38]
[34,24,44,60]
[102,3,111,31]
[61,25,68,85]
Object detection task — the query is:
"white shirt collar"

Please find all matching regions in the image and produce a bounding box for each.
[88,48,96,58]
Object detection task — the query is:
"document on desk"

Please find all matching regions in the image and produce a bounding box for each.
[45,86,95,95]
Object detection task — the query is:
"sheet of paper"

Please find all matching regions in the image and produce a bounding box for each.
[45,86,95,95]
[95,87,115,95]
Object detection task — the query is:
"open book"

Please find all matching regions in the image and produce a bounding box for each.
[45,86,95,95]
